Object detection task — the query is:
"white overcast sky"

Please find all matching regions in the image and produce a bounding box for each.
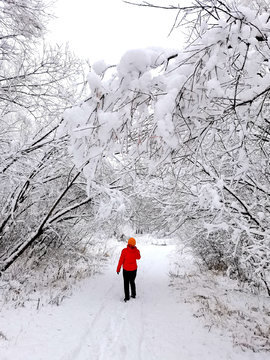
[47,0,187,64]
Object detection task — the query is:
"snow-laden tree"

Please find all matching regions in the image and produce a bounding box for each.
[0,0,100,281]
[62,0,270,295]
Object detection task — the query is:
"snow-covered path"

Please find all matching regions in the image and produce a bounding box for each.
[0,240,268,360]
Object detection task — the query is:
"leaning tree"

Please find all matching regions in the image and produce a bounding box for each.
[0,0,100,283]
[61,0,270,294]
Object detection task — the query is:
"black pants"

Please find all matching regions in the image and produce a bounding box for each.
[123,269,137,300]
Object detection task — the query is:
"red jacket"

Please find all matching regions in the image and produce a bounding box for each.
[117,245,141,272]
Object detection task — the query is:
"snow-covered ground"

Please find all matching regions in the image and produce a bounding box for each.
[0,236,269,360]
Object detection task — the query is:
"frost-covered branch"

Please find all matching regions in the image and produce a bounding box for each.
[0,170,81,273]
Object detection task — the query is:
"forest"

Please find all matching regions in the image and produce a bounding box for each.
[1,0,270,306]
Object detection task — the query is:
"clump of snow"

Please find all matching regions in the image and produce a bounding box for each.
[198,183,222,210]
[155,89,178,149]
[167,74,187,91]
[87,71,102,94]
[117,48,151,78]
[92,59,110,75]
[207,78,224,97]
[258,212,265,220]
[237,5,256,22]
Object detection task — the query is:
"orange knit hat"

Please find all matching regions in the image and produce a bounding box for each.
[128,237,136,246]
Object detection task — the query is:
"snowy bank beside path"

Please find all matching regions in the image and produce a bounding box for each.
[0,237,269,360]
[171,245,270,354]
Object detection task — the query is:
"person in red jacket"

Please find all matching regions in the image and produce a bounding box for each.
[117,237,141,302]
